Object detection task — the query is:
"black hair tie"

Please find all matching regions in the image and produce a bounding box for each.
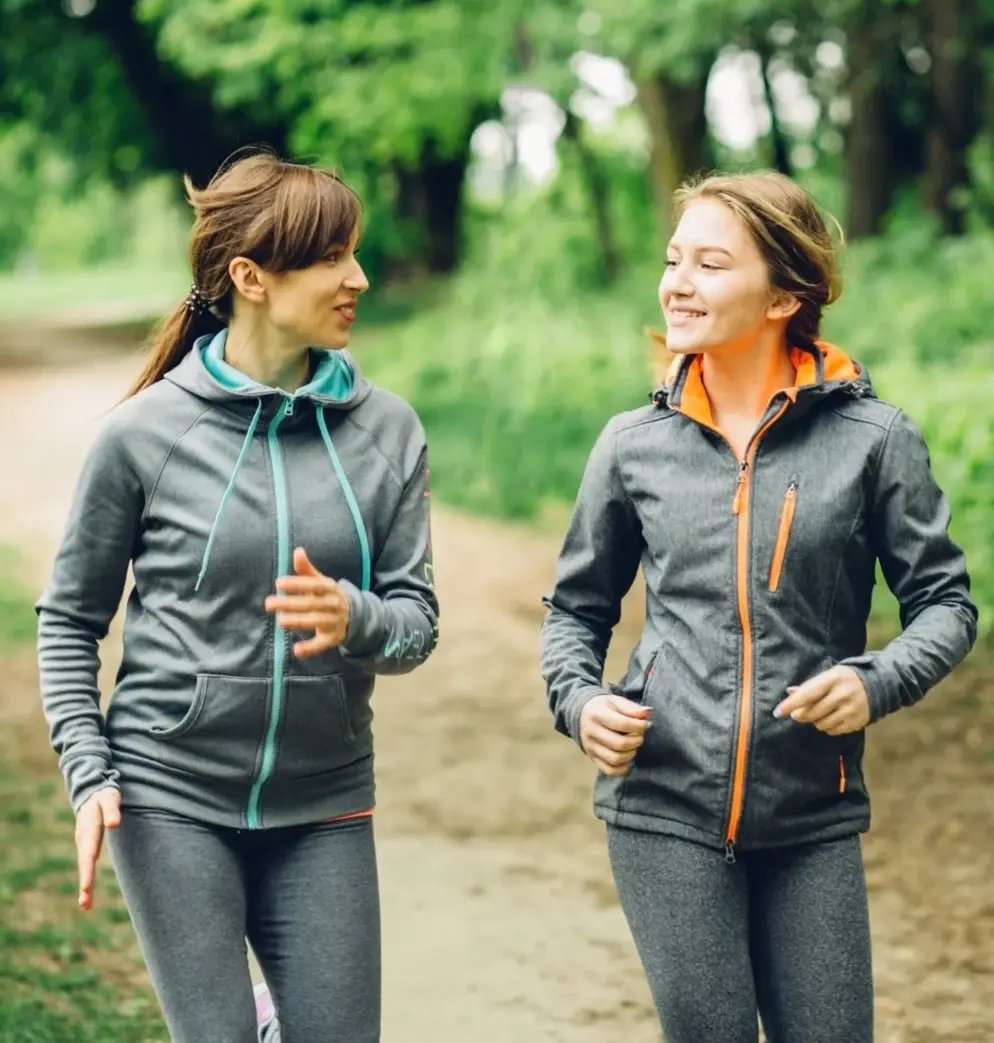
[185,284,213,316]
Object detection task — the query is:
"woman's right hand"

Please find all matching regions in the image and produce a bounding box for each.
[75,787,121,911]
[579,694,652,776]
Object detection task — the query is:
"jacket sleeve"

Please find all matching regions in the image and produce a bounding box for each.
[840,410,978,722]
[540,418,643,745]
[35,415,144,811]
[338,444,439,674]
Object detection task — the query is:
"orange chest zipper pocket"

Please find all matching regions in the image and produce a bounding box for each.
[768,478,798,592]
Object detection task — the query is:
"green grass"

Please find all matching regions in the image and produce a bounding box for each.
[0,264,187,323]
[0,551,37,652]
[0,555,167,1041]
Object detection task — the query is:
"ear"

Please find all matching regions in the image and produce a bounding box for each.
[767,290,801,323]
[228,256,267,305]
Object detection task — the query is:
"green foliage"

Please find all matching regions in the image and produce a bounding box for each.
[140,0,519,164]
[0,0,154,186]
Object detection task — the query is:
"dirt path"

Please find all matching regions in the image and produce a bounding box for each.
[1,341,992,1041]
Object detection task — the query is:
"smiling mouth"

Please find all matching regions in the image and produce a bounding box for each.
[667,308,707,320]
[335,305,356,322]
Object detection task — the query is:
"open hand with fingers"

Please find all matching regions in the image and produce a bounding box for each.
[579,694,652,776]
[773,665,870,736]
[75,786,121,911]
[265,547,351,658]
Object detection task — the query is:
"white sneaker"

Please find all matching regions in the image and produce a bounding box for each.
[254,981,281,1043]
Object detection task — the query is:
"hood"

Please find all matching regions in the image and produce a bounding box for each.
[160,330,375,593]
[653,341,875,424]
[164,329,374,412]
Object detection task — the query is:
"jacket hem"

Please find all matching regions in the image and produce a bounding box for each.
[119,777,376,831]
[595,802,870,851]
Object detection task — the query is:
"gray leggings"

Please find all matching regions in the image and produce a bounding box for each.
[607,827,873,1043]
[109,807,380,1043]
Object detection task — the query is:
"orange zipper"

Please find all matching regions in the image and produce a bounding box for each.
[768,480,798,592]
[838,755,846,794]
[724,400,790,862]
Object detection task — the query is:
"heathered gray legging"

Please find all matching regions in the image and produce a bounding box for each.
[607,827,873,1043]
[109,807,380,1043]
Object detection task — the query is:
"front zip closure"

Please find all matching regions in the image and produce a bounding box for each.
[723,399,791,860]
[246,396,293,828]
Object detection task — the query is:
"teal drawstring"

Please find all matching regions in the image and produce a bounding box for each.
[316,406,371,591]
[195,398,264,591]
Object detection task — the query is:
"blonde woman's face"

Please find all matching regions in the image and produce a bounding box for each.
[659,199,779,357]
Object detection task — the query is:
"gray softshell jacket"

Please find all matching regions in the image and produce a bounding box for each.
[541,342,977,856]
[37,330,438,829]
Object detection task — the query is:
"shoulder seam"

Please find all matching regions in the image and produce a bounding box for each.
[142,405,215,521]
[825,401,898,432]
[344,409,420,487]
[615,408,677,434]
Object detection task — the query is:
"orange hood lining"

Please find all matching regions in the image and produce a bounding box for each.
[665,342,860,430]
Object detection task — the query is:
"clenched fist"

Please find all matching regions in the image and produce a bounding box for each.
[579,694,652,777]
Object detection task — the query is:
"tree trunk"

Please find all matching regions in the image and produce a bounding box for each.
[756,43,793,177]
[418,140,468,274]
[922,0,981,234]
[844,21,898,239]
[392,139,469,275]
[637,71,709,250]
[83,0,288,184]
[563,112,620,283]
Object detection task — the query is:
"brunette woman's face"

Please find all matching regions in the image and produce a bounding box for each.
[259,227,369,350]
[659,199,783,357]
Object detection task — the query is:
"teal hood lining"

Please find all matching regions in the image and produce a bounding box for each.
[201,328,356,403]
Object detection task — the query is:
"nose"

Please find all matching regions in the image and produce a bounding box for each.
[345,257,370,295]
[660,260,693,302]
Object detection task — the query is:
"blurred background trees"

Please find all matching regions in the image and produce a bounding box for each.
[1,0,992,620]
[5,0,994,273]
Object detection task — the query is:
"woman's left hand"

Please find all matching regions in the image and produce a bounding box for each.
[265,547,351,658]
[773,665,870,735]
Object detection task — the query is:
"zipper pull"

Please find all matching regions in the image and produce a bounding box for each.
[732,461,749,514]
[284,395,294,417]
[724,841,736,864]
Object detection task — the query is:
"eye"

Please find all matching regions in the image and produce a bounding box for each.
[701,263,723,271]
[664,259,677,268]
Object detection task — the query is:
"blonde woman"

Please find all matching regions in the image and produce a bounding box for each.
[541,171,976,1042]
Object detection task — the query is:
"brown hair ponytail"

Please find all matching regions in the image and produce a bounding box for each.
[129,299,225,397]
[125,148,361,399]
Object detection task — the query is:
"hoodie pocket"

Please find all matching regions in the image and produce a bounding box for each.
[768,478,799,593]
[150,674,270,782]
[275,675,369,780]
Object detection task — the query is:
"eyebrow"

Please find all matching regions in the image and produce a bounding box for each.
[667,244,734,259]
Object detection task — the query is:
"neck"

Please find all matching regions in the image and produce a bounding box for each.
[701,327,795,426]
[223,319,310,393]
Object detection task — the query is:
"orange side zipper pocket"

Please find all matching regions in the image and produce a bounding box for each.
[768,479,798,592]
[838,755,847,794]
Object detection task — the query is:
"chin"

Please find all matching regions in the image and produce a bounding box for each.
[664,336,702,356]
[312,332,349,351]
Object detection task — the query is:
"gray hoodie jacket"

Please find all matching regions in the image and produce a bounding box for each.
[37,330,438,828]
[541,343,977,856]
